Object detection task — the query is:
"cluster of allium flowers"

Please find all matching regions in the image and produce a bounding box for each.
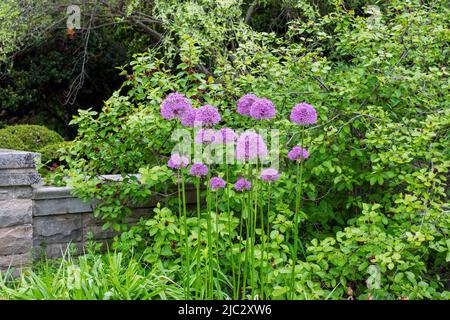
[189,162,209,177]
[249,98,276,120]
[235,131,269,161]
[196,105,221,127]
[290,102,317,125]
[237,93,258,116]
[210,177,226,191]
[288,146,309,161]
[167,153,189,169]
[234,177,252,192]
[213,127,237,145]
[260,168,280,182]
[160,92,191,120]
[194,129,216,145]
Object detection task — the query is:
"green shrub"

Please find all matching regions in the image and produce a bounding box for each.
[38,141,70,164]
[0,129,26,150]
[1,125,63,152]
[60,1,449,300]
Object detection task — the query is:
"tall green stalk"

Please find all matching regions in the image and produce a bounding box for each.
[290,129,305,299]
[206,173,214,299]
[236,192,245,299]
[181,171,190,299]
[195,177,202,299]
[251,167,258,298]
[225,166,236,299]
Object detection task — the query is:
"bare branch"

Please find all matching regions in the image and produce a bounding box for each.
[244,1,260,24]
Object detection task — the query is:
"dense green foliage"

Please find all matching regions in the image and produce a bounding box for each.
[1,0,449,300]
[0,125,63,151]
[0,125,68,171]
[0,251,183,300]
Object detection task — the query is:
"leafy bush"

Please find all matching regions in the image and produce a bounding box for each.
[0,125,63,151]
[50,1,449,300]
[0,129,26,150]
[38,141,70,164]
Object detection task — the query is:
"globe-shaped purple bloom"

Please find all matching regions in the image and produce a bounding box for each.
[167,153,189,169]
[180,108,200,127]
[160,92,191,120]
[290,102,317,125]
[288,146,309,161]
[237,94,258,116]
[197,105,221,127]
[234,177,252,192]
[249,98,276,120]
[235,131,269,161]
[210,177,226,191]
[260,168,279,182]
[213,127,237,144]
[189,162,209,177]
[194,129,216,145]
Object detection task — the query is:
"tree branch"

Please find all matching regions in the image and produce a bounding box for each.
[244,1,260,24]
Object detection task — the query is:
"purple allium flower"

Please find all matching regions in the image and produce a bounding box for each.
[213,127,238,144]
[167,153,189,169]
[197,105,221,126]
[235,131,269,161]
[160,92,191,120]
[180,108,200,127]
[189,162,209,177]
[260,168,279,182]
[234,177,252,192]
[210,177,226,190]
[237,93,259,116]
[249,98,276,120]
[290,102,317,125]
[194,129,216,145]
[288,146,309,161]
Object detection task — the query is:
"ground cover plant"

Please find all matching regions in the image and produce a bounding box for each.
[0,0,449,300]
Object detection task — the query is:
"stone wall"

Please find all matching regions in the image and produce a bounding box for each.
[0,149,40,272]
[0,149,196,271]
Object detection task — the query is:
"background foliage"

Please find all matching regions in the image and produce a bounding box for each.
[0,0,449,300]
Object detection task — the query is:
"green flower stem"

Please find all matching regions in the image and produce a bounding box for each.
[181,171,190,299]
[206,172,213,299]
[251,167,258,298]
[214,191,221,296]
[290,128,305,299]
[195,177,202,299]
[225,166,236,299]
[236,192,245,299]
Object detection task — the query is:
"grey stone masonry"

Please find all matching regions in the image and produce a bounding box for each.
[0,149,40,271]
[0,149,198,270]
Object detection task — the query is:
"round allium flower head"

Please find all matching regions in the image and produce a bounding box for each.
[167,153,189,169]
[194,129,216,145]
[249,98,276,120]
[234,177,252,192]
[260,168,280,182]
[210,177,226,191]
[197,105,221,127]
[160,92,191,120]
[213,127,238,144]
[288,146,309,161]
[290,102,317,125]
[237,93,258,116]
[235,131,269,161]
[180,108,200,127]
[189,162,209,177]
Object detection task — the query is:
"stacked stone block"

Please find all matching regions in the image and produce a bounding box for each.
[0,149,40,271]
